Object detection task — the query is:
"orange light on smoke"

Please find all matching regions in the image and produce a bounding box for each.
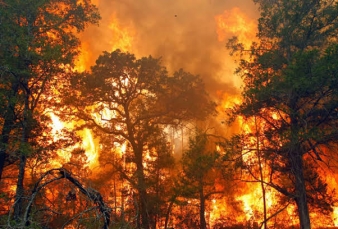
[108,14,134,52]
[74,12,135,71]
[74,41,91,72]
[215,7,257,46]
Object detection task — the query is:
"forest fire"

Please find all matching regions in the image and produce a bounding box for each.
[215,7,257,45]
[107,14,134,53]
[1,0,338,229]
[49,113,71,167]
[49,113,99,169]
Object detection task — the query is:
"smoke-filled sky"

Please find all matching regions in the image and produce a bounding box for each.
[78,0,258,99]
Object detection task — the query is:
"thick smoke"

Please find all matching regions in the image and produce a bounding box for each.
[79,0,258,99]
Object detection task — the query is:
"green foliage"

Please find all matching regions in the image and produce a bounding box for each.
[67,49,215,229]
[0,0,101,157]
[0,0,101,226]
[0,0,100,157]
[182,133,219,181]
[227,0,338,227]
[179,130,220,198]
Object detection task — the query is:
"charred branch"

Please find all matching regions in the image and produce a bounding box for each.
[23,168,111,229]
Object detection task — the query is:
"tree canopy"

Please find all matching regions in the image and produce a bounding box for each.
[0,0,100,225]
[0,0,100,179]
[228,0,338,228]
[67,49,215,229]
[2,0,338,228]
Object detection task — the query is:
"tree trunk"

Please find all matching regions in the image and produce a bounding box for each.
[135,148,150,229]
[0,117,11,181]
[139,187,150,229]
[0,83,19,182]
[255,116,267,229]
[13,154,27,221]
[259,170,267,229]
[199,183,206,229]
[288,93,311,229]
[0,149,7,182]
[14,84,30,222]
[291,151,311,229]
[0,148,8,184]
[164,197,175,229]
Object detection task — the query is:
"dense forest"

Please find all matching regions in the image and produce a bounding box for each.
[1,0,338,229]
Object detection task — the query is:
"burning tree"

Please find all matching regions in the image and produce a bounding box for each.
[67,50,215,229]
[227,0,338,228]
[0,0,100,225]
[178,129,223,229]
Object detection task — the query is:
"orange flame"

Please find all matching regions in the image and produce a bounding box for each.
[49,113,99,169]
[107,14,134,52]
[215,7,257,45]
[43,2,338,228]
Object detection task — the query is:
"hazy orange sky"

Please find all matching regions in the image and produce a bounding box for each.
[77,0,258,99]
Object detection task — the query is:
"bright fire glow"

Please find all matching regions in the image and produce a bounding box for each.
[80,128,99,168]
[215,7,257,45]
[49,113,99,169]
[28,2,338,228]
[49,113,72,166]
[108,14,134,52]
[50,113,64,138]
